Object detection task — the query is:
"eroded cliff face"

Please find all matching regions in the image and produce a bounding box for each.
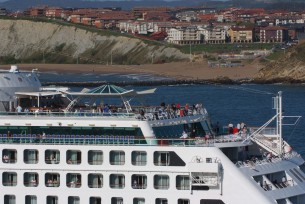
[257,42,305,82]
[0,19,188,64]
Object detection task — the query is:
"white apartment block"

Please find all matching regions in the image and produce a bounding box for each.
[167,27,202,44]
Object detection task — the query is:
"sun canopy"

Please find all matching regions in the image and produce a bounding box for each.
[62,84,156,97]
[15,91,63,97]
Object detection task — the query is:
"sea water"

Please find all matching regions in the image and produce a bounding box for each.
[39,72,305,158]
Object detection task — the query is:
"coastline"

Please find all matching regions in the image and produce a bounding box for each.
[0,62,260,81]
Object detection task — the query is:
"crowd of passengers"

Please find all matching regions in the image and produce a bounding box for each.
[139,102,204,120]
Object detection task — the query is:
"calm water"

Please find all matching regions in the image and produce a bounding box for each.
[39,72,305,158]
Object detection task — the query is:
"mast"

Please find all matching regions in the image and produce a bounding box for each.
[277,91,283,156]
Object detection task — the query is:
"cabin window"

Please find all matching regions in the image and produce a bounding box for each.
[132,174,147,189]
[4,195,15,204]
[47,196,58,204]
[88,150,103,165]
[133,198,145,204]
[2,172,17,186]
[45,173,60,187]
[66,150,81,164]
[88,173,103,188]
[24,172,39,187]
[66,173,81,188]
[156,198,168,204]
[68,196,80,204]
[132,151,147,166]
[154,152,170,166]
[24,149,39,164]
[176,175,190,190]
[45,150,60,164]
[110,174,125,189]
[154,175,169,190]
[111,197,123,204]
[2,149,17,164]
[110,150,125,165]
[178,199,190,204]
[89,197,101,204]
[25,195,37,204]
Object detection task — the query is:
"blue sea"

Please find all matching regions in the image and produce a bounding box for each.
[39,72,305,158]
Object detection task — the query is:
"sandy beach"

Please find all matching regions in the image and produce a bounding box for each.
[0,61,261,80]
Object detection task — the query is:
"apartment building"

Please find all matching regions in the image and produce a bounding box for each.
[229,26,254,43]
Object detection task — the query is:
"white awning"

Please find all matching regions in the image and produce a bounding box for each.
[15,91,63,97]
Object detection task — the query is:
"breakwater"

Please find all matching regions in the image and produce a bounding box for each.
[42,77,305,87]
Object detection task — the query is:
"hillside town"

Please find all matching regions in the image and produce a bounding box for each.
[0,6,305,45]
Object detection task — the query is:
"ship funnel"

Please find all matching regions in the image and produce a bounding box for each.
[9,65,19,73]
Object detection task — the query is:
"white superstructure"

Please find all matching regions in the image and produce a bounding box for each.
[0,66,304,204]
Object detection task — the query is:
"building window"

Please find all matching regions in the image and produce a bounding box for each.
[133,198,145,204]
[88,150,103,165]
[156,198,168,204]
[132,174,147,189]
[3,172,17,186]
[176,175,190,190]
[154,175,169,190]
[88,173,103,188]
[25,195,37,204]
[111,197,123,204]
[45,150,60,164]
[45,173,60,187]
[24,149,39,164]
[47,196,58,204]
[4,195,15,204]
[132,151,147,166]
[178,199,190,204]
[68,196,80,204]
[66,173,81,188]
[24,172,39,187]
[110,150,125,165]
[110,174,125,189]
[90,197,101,204]
[67,150,81,164]
[3,149,17,163]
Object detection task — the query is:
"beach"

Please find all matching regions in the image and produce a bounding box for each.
[0,61,261,80]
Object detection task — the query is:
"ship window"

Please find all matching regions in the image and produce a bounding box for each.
[178,199,190,204]
[110,150,125,165]
[24,172,39,187]
[66,173,81,188]
[111,197,123,204]
[47,196,58,204]
[110,174,125,189]
[200,199,225,204]
[24,149,39,164]
[4,195,15,204]
[18,77,23,82]
[66,150,81,164]
[89,197,101,204]
[132,151,147,166]
[68,196,80,204]
[132,174,147,189]
[45,150,60,164]
[4,76,10,80]
[134,198,145,204]
[2,149,17,164]
[154,175,169,190]
[3,172,17,186]
[45,173,60,187]
[88,150,103,165]
[156,198,168,204]
[25,195,37,204]
[88,173,103,188]
[176,175,190,190]
[154,152,170,166]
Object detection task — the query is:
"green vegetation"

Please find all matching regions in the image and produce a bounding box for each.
[265,50,285,61]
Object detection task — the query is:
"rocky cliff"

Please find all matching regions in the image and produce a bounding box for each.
[257,42,305,82]
[0,19,188,65]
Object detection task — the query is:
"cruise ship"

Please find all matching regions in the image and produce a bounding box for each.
[0,65,304,204]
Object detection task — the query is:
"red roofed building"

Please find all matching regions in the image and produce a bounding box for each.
[259,26,288,43]
[45,7,63,18]
[229,26,254,43]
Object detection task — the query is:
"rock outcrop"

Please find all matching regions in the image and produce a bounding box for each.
[0,19,188,64]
